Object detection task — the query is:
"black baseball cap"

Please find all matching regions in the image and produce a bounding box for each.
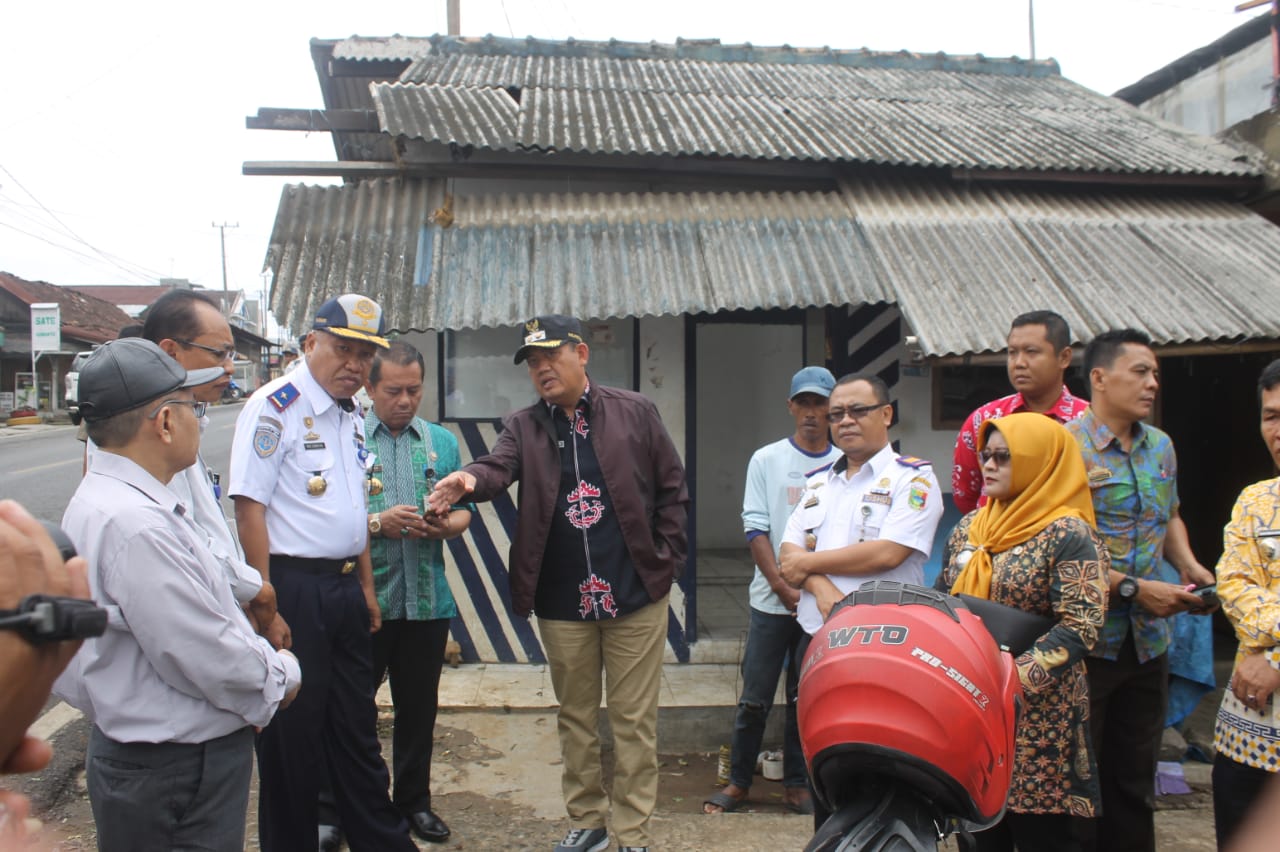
[514,315,585,364]
[77,338,226,422]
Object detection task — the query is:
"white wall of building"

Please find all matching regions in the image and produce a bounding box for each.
[1139,37,1273,136]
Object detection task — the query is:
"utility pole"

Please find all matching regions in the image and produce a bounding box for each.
[1028,0,1036,61]
[212,221,239,295]
[448,0,460,36]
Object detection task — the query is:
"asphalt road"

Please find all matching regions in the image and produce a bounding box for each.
[0,401,243,524]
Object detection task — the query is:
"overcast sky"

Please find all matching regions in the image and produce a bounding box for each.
[0,0,1259,340]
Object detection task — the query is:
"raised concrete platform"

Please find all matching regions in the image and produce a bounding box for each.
[378,660,787,753]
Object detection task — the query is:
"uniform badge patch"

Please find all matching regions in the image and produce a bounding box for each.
[268,383,299,412]
[908,485,929,510]
[254,425,281,457]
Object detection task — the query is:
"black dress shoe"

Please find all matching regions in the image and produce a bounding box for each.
[318,824,344,852]
[408,809,450,843]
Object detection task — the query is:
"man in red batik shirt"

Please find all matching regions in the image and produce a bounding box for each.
[951,310,1088,513]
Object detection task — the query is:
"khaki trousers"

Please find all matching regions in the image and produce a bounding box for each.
[539,595,669,847]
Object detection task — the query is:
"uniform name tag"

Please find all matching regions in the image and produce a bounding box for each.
[304,441,325,450]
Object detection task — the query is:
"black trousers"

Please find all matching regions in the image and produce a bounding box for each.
[373,618,451,814]
[255,562,415,852]
[974,812,1079,852]
[1076,634,1168,852]
[1212,753,1276,850]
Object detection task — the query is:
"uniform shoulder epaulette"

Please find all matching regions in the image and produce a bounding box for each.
[268,383,300,412]
[804,461,835,478]
[895,455,931,469]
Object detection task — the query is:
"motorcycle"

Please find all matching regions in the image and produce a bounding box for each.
[798,581,1047,852]
[221,379,244,402]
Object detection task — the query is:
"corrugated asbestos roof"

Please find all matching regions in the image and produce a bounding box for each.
[330,36,435,62]
[352,35,1258,176]
[264,177,1280,356]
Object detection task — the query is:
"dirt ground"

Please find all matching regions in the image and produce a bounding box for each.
[18,707,1219,851]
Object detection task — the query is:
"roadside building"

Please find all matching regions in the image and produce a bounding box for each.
[247,34,1280,661]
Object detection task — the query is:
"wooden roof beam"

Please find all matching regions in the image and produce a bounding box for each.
[246,108,381,133]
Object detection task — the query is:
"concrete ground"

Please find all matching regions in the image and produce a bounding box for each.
[19,658,1221,850]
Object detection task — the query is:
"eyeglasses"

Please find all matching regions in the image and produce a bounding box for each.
[147,398,209,419]
[176,339,237,362]
[979,448,1012,466]
[826,404,888,424]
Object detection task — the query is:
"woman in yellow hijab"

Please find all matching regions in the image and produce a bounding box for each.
[938,412,1109,852]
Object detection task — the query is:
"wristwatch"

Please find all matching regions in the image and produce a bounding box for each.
[1117,576,1139,603]
[368,512,382,535]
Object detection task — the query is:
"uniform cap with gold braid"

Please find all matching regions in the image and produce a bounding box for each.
[514,314,584,363]
[312,294,390,348]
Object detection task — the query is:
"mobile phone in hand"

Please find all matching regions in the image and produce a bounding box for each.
[1192,583,1218,609]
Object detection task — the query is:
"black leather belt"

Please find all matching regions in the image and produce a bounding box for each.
[271,555,358,575]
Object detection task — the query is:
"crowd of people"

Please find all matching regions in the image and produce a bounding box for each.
[1,300,1278,851]
[706,311,1279,852]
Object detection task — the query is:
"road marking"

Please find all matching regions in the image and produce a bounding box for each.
[9,458,81,476]
[28,701,81,741]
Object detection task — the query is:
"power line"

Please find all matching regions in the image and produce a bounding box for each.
[0,202,165,283]
[0,219,153,282]
[0,162,168,281]
[0,207,159,280]
[559,0,582,34]
[499,0,515,37]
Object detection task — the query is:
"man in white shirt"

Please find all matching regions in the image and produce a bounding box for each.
[704,366,840,816]
[780,373,943,633]
[230,295,418,852]
[778,372,943,834]
[56,338,300,852]
[83,290,266,612]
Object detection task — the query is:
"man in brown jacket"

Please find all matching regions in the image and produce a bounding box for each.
[429,315,688,852]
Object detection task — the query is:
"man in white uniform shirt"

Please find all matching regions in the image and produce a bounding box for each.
[779,373,943,634]
[56,338,301,852]
[778,373,943,834]
[230,294,417,852]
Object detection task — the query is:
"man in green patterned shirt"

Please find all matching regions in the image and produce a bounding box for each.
[364,340,473,844]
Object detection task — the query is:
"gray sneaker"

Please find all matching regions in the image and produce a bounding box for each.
[555,827,609,852]
[618,847,648,852]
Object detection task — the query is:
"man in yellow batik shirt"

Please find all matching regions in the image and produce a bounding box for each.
[1213,358,1280,849]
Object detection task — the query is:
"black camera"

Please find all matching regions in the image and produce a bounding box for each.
[0,521,108,645]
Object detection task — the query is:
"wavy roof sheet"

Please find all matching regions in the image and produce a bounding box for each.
[265,177,1280,355]
[330,36,436,62]
[358,35,1258,176]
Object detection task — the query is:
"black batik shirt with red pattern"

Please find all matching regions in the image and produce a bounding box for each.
[535,392,648,621]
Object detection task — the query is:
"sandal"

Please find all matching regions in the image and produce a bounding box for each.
[703,790,748,814]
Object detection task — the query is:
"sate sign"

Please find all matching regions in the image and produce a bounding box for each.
[31,303,61,352]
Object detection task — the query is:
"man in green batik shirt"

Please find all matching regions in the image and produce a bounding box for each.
[364,340,473,845]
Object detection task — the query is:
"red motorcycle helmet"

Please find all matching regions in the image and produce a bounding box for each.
[798,582,1022,828]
